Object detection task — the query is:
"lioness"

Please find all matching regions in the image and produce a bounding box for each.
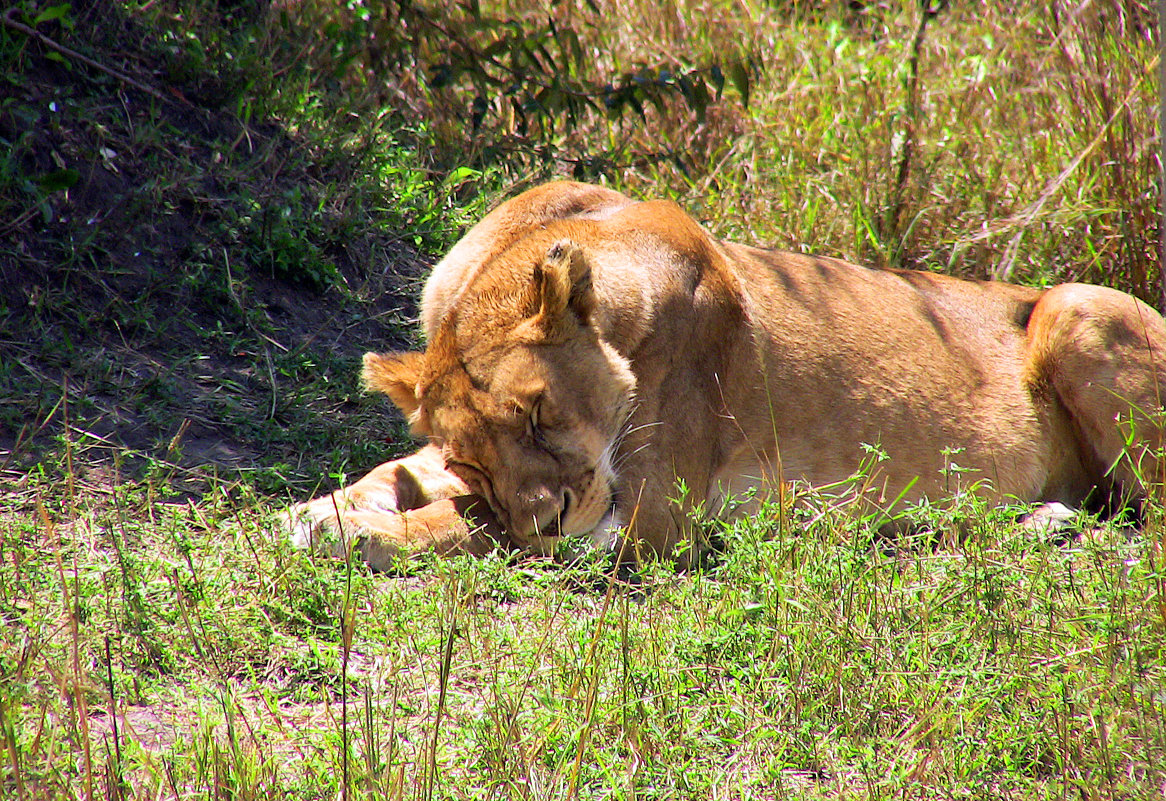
[286,181,1166,568]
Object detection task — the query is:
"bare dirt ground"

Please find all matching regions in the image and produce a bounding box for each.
[1,5,438,499]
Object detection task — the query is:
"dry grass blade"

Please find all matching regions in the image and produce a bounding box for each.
[990,55,1160,281]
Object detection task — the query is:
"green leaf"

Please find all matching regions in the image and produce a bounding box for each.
[543,87,564,112]
[446,166,481,185]
[601,83,617,109]
[566,29,584,72]
[728,61,750,107]
[482,38,509,59]
[36,168,80,193]
[430,63,454,89]
[626,91,645,120]
[521,38,546,72]
[688,76,709,123]
[709,65,725,99]
[470,95,489,131]
[644,84,667,116]
[34,3,72,25]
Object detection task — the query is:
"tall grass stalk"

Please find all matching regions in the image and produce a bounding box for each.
[426,600,459,801]
[341,543,355,801]
[44,497,94,801]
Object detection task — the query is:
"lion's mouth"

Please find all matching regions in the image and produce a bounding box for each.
[531,489,617,543]
[533,500,622,561]
[559,487,574,524]
[581,501,622,553]
[481,458,618,547]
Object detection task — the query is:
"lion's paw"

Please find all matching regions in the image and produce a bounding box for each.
[281,498,369,560]
[1018,501,1078,536]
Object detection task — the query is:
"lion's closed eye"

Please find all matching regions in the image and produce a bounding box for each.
[524,397,555,449]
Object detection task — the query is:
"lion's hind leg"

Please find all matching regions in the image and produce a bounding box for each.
[283,444,509,568]
[1024,284,1166,513]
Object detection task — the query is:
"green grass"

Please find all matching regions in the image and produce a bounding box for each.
[1,0,503,493]
[2,0,1164,798]
[3,472,1165,799]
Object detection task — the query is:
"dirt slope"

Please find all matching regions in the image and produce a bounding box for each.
[1,2,434,498]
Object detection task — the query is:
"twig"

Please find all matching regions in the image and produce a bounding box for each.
[426,607,458,801]
[0,206,41,238]
[1,6,184,107]
[45,497,95,801]
[341,558,353,801]
[885,0,948,267]
[0,695,26,801]
[103,637,126,799]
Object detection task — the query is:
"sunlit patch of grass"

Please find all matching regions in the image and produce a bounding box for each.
[4,458,1165,799]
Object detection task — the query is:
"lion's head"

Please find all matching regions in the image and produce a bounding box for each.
[362,239,636,553]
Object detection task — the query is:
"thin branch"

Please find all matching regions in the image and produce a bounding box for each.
[885,0,948,267]
[989,56,1159,280]
[2,6,186,108]
[1159,0,1165,310]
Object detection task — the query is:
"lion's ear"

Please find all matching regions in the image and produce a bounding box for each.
[362,351,427,428]
[533,240,594,331]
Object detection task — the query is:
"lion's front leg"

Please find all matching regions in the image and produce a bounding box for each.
[346,495,509,568]
[283,444,510,568]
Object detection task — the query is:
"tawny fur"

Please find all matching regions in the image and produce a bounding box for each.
[285,181,1166,568]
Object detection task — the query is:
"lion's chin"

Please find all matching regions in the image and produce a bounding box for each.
[521,505,622,561]
[585,507,623,551]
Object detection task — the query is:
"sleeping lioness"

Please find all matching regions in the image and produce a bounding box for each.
[286,181,1166,568]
